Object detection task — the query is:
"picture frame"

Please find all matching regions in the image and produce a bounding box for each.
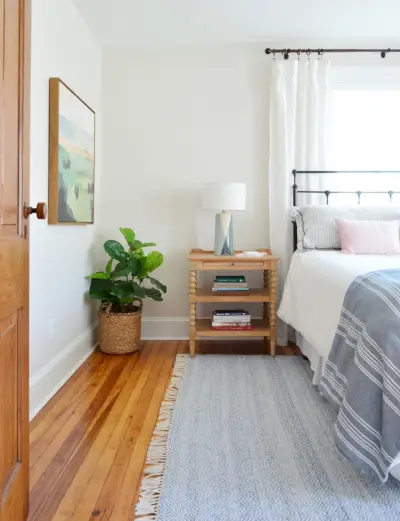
[48,78,95,225]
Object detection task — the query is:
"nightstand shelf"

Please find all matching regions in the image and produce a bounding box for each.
[196,319,270,337]
[187,248,279,357]
[192,288,271,303]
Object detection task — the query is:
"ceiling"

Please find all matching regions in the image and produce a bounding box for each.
[73,0,400,49]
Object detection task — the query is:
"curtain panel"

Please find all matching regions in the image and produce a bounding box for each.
[268,59,331,345]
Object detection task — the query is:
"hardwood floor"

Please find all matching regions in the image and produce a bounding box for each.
[28,340,300,521]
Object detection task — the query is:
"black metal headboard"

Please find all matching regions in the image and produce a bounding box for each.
[292,169,400,251]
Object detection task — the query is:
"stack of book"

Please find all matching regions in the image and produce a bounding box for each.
[212,275,249,292]
[211,310,252,330]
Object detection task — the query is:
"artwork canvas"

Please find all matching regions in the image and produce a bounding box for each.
[49,78,95,224]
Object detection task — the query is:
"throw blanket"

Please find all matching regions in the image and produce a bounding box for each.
[320,269,400,482]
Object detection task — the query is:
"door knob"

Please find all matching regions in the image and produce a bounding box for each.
[24,202,47,220]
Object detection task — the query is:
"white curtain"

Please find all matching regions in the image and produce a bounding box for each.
[268,58,331,345]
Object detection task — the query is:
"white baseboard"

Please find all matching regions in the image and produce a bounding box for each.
[141,317,189,340]
[29,322,98,420]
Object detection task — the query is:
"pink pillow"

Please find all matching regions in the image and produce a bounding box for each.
[336,219,400,254]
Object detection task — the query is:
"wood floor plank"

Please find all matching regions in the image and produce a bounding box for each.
[50,343,161,521]
[28,340,300,521]
[29,352,106,433]
[30,353,110,468]
[30,356,121,483]
[70,343,177,521]
[28,356,130,521]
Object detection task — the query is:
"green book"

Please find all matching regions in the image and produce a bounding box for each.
[215,276,245,282]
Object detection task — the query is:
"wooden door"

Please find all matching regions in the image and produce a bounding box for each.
[0,0,31,520]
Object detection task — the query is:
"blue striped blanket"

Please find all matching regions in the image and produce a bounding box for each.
[320,269,400,482]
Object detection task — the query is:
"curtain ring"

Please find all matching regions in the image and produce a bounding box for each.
[297,49,301,61]
[273,50,276,61]
[307,49,311,61]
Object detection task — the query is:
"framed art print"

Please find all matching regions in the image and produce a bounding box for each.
[48,78,95,224]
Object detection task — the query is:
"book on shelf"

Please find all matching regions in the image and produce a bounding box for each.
[212,318,251,324]
[211,325,252,330]
[211,322,251,327]
[214,282,248,288]
[212,286,250,293]
[213,309,249,316]
[212,316,251,323]
[215,275,246,283]
[212,278,249,292]
[211,309,252,329]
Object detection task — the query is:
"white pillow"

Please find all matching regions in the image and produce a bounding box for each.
[293,205,400,251]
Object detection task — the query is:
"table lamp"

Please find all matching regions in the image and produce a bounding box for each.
[202,182,246,256]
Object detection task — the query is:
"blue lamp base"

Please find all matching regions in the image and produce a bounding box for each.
[214,211,234,256]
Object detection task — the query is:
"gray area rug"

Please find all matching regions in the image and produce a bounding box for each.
[135,355,400,521]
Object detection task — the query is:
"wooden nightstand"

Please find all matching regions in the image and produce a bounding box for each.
[187,249,279,357]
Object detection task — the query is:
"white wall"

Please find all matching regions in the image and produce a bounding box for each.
[29,0,102,418]
[100,46,270,338]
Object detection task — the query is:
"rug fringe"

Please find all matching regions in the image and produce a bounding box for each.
[134,353,188,520]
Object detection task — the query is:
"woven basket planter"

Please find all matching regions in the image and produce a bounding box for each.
[98,301,142,355]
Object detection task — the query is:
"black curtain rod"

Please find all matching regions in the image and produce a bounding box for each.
[293,169,400,174]
[265,48,400,59]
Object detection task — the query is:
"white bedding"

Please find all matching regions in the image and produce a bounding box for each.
[278,250,400,361]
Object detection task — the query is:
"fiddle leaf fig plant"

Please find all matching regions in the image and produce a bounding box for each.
[87,228,166,313]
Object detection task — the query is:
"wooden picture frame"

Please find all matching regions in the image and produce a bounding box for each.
[48,78,95,224]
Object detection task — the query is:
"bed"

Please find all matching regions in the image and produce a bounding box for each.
[277,169,400,483]
[279,249,400,384]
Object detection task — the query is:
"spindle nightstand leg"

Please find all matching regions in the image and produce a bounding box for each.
[263,270,269,355]
[189,270,197,357]
[269,262,277,357]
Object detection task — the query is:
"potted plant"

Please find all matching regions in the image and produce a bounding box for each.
[87,227,166,354]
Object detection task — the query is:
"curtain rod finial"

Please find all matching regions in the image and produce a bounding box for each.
[265,48,272,55]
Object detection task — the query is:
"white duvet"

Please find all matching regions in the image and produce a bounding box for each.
[278,250,400,360]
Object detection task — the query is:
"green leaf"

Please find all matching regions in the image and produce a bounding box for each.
[130,240,156,250]
[129,257,139,275]
[132,281,146,298]
[146,251,164,273]
[135,256,147,279]
[144,287,163,301]
[89,278,114,300]
[104,240,127,261]
[112,261,132,278]
[112,257,139,278]
[87,271,109,280]
[110,281,134,300]
[148,276,167,293]
[106,259,113,277]
[120,227,136,246]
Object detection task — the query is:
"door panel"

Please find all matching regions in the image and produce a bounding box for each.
[0,238,24,317]
[2,0,20,225]
[0,313,18,494]
[0,1,30,520]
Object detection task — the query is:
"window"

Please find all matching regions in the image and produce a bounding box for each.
[327,67,400,205]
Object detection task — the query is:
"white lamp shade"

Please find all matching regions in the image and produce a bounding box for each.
[202,182,246,211]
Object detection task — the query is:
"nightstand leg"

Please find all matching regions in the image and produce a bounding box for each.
[189,270,197,357]
[263,271,270,355]
[269,262,277,357]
